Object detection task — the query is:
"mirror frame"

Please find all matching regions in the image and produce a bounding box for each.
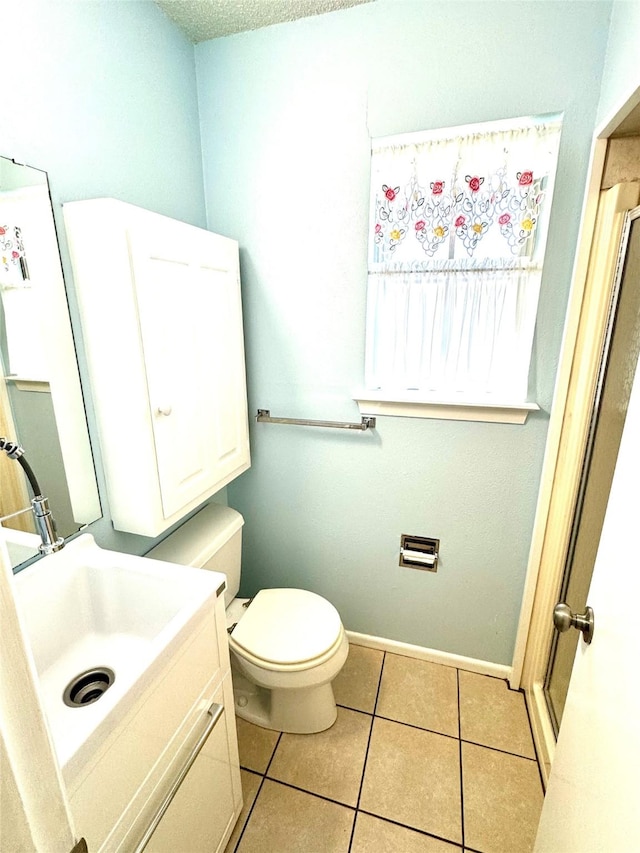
[0,155,101,568]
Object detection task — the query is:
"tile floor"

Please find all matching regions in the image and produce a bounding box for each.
[225,644,544,853]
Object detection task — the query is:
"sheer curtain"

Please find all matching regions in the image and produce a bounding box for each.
[365,115,562,402]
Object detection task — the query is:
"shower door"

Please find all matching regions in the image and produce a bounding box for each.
[544,203,640,733]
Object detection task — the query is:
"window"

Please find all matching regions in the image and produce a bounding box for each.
[362,114,562,418]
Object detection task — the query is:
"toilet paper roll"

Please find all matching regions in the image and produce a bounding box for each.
[401,549,436,566]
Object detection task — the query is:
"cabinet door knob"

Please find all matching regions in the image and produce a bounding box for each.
[156,405,172,416]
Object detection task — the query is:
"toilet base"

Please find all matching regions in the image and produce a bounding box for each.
[231,663,339,734]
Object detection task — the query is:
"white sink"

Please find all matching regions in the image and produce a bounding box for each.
[1,526,40,565]
[13,533,225,777]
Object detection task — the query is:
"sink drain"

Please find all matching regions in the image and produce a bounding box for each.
[63,667,115,707]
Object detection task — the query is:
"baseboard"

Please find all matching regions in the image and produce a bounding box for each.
[346,630,512,681]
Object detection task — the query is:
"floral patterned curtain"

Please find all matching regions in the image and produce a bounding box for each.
[0,224,30,288]
[365,115,562,400]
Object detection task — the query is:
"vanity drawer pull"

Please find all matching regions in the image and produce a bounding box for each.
[134,702,224,852]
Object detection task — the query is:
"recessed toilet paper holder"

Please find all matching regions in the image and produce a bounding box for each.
[399,535,439,572]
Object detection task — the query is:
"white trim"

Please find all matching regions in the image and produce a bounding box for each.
[510,135,609,691]
[354,390,538,425]
[596,82,640,139]
[516,82,640,781]
[526,682,555,787]
[346,630,512,680]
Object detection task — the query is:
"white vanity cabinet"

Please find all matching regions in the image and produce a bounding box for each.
[63,199,250,536]
[64,583,243,853]
[141,678,238,852]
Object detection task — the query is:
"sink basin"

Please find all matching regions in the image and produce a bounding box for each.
[1,526,40,565]
[12,534,225,776]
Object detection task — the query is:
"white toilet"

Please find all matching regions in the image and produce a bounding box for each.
[148,503,349,734]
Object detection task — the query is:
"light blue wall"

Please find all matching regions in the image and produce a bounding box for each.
[196,0,611,664]
[2,0,208,557]
[2,0,616,666]
[597,0,640,124]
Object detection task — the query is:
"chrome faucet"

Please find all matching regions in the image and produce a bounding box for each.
[30,494,65,554]
[0,437,64,554]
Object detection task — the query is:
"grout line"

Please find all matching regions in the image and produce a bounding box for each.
[232,732,284,852]
[372,650,386,717]
[235,775,467,853]
[241,781,466,851]
[356,808,465,848]
[263,731,283,776]
[347,650,387,851]
[230,773,266,852]
[369,713,540,763]
[372,713,460,742]
[336,703,377,718]
[262,776,358,811]
[457,667,461,740]
[457,668,465,851]
[461,738,539,762]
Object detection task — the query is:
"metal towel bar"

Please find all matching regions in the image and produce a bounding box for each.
[256,409,376,431]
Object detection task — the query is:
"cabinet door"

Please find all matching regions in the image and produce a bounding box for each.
[129,221,250,519]
[144,697,237,852]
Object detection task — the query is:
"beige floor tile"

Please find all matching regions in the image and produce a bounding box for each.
[235,717,280,773]
[360,717,462,844]
[462,741,544,853]
[332,643,384,713]
[459,671,535,758]
[352,812,462,852]
[268,706,371,806]
[376,653,459,737]
[224,769,262,853]
[236,779,354,853]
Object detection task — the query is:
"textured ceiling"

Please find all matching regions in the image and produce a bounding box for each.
[154,0,374,43]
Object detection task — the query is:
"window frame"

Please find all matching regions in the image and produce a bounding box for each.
[360,113,563,422]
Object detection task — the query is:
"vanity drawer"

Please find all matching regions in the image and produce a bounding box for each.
[132,676,240,853]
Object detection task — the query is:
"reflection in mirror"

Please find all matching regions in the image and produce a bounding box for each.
[0,156,100,569]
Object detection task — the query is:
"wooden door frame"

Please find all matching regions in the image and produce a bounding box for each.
[510,82,640,782]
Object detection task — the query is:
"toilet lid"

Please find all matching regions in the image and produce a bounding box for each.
[230,588,343,666]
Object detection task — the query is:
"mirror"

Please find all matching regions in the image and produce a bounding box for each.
[0,156,100,568]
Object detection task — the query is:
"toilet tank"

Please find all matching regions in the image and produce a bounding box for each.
[146,503,244,607]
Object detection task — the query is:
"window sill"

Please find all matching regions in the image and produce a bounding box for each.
[353,389,539,424]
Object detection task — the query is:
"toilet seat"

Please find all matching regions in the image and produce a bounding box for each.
[229,588,343,671]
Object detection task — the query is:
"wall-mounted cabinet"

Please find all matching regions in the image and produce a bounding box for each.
[64,199,250,536]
